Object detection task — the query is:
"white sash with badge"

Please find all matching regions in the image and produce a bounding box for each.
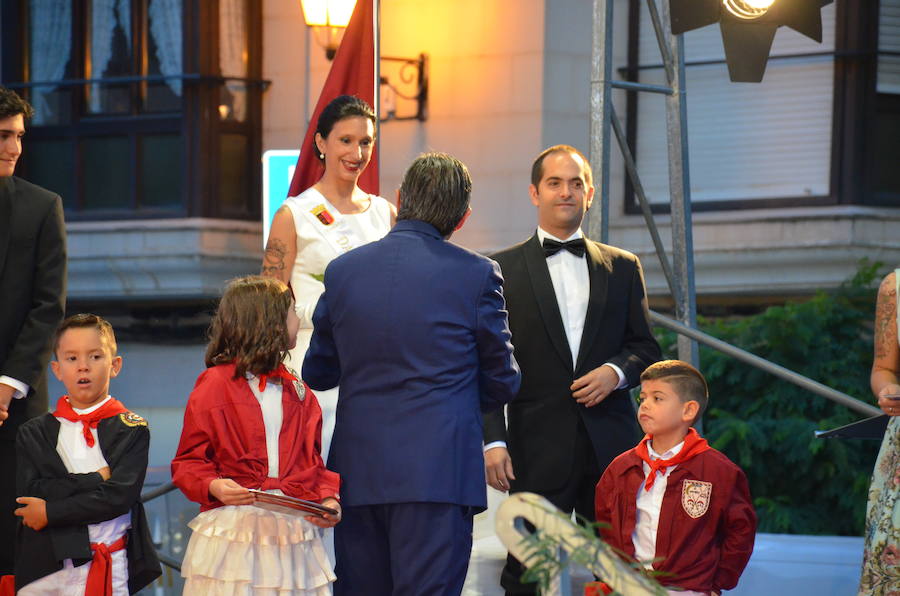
[300,200,369,256]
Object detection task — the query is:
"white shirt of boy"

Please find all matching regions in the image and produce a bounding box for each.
[18,396,131,596]
[632,439,708,596]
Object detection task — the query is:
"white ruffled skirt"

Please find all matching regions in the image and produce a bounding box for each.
[181,501,335,595]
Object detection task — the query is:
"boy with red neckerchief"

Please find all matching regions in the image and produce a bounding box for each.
[594,360,756,596]
[12,314,160,595]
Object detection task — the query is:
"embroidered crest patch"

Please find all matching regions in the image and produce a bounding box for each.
[287,366,306,401]
[119,412,148,427]
[311,204,335,226]
[681,480,712,518]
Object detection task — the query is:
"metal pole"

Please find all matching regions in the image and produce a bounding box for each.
[374,0,381,175]
[609,104,677,298]
[650,311,882,417]
[587,0,613,244]
[659,0,699,367]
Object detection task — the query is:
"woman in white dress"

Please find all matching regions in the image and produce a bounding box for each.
[262,95,395,463]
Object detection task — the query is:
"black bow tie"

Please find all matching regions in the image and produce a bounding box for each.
[543,237,586,258]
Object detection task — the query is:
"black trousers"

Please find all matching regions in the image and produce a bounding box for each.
[501,418,601,595]
[0,437,17,575]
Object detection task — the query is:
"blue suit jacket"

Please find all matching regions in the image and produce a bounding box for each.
[303,219,520,510]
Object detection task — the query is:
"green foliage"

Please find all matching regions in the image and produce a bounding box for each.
[519,508,666,595]
[656,260,885,535]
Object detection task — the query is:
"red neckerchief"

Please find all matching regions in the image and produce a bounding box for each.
[52,396,128,448]
[256,364,298,392]
[634,427,711,491]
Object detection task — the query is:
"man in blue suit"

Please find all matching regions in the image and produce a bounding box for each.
[303,152,520,596]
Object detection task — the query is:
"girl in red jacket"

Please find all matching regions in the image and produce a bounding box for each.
[172,276,340,594]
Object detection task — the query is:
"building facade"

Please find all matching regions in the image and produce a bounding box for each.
[1,0,898,465]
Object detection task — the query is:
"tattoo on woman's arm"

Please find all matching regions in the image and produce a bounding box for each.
[262,238,287,278]
[875,276,897,360]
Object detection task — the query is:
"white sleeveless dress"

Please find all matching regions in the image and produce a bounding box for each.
[282,187,392,462]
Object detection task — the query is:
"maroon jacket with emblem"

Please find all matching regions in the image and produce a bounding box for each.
[171,363,340,511]
[594,442,756,593]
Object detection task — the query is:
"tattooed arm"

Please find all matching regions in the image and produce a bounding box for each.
[872,271,900,415]
[261,206,297,284]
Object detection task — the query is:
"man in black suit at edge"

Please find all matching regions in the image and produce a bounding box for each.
[483,144,660,594]
[0,86,67,575]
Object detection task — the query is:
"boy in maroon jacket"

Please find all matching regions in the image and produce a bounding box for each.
[594,360,756,596]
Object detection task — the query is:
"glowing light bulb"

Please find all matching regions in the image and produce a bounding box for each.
[723,0,774,19]
[744,0,776,7]
[300,0,357,28]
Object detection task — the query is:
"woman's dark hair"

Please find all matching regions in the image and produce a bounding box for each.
[313,95,376,162]
[206,276,293,379]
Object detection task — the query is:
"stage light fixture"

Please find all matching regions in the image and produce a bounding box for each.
[723,0,773,20]
[669,0,833,82]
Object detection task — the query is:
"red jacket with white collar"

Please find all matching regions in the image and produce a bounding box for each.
[594,443,756,593]
[171,363,340,511]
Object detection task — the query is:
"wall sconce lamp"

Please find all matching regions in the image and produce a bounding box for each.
[300,0,428,121]
[300,0,356,60]
[669,0,833,82]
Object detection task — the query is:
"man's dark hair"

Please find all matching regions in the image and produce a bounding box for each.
[530,144,593,188]
[0,87,34,121]
[54,313,118,358]
[640,359,709,420]
[397,152,472,237]
[314,94,376,163]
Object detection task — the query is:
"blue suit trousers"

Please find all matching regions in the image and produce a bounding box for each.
[334,502,475,596]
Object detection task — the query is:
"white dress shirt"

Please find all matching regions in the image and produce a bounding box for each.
[483,227,626,452]
[632,440,707,596]
[537,227,590,364]
[247,375,284,478]
[0,375,29,399]
[54,396,131,546]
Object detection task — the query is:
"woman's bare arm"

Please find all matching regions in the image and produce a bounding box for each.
[872,272,900,414]
[261,206,297,284]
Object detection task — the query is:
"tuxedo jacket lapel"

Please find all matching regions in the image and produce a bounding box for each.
[0,178,12,276]
[523,233,573,371]
[575,240,610,373]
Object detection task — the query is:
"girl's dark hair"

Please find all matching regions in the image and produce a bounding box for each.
[314,95,376,162]
[206,276,293,379]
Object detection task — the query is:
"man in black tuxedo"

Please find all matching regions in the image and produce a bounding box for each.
[483,145,660,594]
[0,87,67,574]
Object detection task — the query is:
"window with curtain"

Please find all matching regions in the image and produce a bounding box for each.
[2,0,263,220]
[874,0,900,201]
[28,0,73,126]
[878,0,900,94]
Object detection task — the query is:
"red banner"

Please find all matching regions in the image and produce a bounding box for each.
[288,0,378,197]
